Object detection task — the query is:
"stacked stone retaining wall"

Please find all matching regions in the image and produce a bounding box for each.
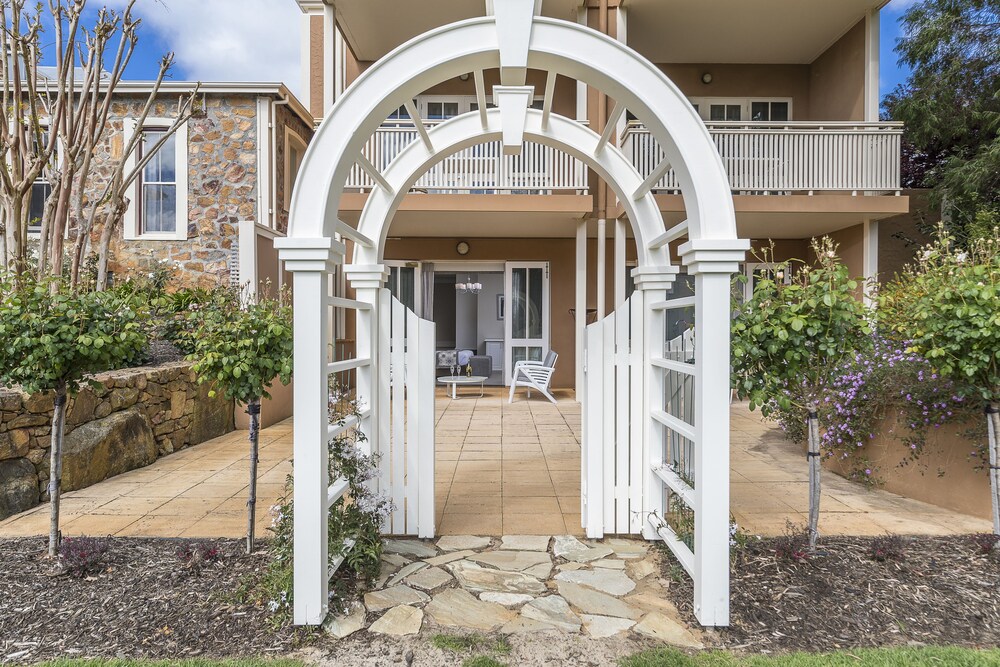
[0,362,233,520]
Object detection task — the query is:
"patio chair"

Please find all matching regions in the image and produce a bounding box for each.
[508,351,559,404]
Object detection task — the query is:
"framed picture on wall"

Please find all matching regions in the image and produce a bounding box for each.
[497,294,505,320]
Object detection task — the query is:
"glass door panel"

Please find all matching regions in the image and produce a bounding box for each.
[504,262,550,385]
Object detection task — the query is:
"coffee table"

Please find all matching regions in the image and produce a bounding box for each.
[438,375,488,399]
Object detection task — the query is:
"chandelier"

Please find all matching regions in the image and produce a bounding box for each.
[455,275,482,294]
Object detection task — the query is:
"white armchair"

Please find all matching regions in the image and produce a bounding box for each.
[508,351,559,404]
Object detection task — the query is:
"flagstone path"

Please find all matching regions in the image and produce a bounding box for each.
[322,534,703,647]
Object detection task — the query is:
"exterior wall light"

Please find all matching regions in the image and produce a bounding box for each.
[701,72,713,85]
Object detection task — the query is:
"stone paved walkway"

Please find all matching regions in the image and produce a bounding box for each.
[0,398,990,539]
[435,387,582,536]
[324,534,702,646]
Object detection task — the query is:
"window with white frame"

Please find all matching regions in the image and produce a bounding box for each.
[689,97,792,123]
[284,128,308,212]
[123,118,188,241]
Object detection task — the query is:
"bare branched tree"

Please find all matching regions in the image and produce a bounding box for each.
[1,0,198,285]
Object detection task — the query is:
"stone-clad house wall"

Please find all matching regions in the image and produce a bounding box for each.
[0,362,233,520]
[273,101,315,235]
[89,94,260,288]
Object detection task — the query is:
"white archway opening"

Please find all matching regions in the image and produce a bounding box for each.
[277,0,748,628]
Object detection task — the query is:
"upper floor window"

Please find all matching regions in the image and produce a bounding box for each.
[140,130,177,234]
[123,118,188,241]
[689,97,792,123]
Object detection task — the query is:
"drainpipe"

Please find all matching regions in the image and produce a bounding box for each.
[272,95,290,232]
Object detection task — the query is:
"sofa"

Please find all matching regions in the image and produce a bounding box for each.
[436,349,493,377]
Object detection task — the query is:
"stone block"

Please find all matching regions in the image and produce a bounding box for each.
[9,414,49,430]
[189,383,233,445]
[62,408,157,492]
[170,391,187,420]
[0,430,30,461]
[0,391,22,411]
[0,458,39,520]
[67,389,100,425]
[24,392,54,414]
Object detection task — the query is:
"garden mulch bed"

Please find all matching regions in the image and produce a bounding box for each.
[0,537,316,664]
[663,535,1000,653]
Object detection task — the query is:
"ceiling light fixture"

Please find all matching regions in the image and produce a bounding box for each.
[456,275,482,295]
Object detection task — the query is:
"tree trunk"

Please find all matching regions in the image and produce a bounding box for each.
[806,405,821,549]
[48,381,68,558]
[95,208,120,291]
[987,403,999,538]
[246,399,261,554]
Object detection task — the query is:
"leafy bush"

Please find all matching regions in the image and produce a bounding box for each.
[880,227,1000,535]
[773,523,810,563]
[176,541,222,575]
[870,534,907,563]
[59,537,110,578]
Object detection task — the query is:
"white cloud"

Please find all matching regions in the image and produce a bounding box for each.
[111,0,302,94]
[884,0,920,14]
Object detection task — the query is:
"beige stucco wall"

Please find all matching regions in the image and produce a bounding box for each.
[826,411,991,519]
[877,190,937,283]
[808,19,866,121]
[656,64,811,119]
[827,222,865,277]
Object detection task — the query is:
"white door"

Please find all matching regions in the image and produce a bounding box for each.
[504,262,550,385]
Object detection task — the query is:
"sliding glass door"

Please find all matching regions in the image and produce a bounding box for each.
[503,262,550,385]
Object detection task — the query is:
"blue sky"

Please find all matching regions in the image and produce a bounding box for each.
[880,0,916,96]
[79,0,916,101]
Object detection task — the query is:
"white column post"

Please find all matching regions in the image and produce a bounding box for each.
[597,218,607,319]
[632,267,678,541]
[862,218,879,306]
[864,8,880,123]
[323,0,338,114]
[346,265,389,463]
[614,218,626,309]
[575,220,587,397]
[678,239,748,628]
[275,237,342,626]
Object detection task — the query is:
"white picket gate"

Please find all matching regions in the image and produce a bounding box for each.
[583,294,645,537]
[377,290,436,537]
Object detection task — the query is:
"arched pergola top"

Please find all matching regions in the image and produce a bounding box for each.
[353,109,671,268]
[286,9,740,249]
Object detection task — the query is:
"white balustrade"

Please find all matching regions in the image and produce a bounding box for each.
[621,121,903,195]
[346,120,589,194]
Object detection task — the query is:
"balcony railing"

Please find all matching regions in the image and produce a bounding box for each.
[620,121,903,195]
[346,119,589,194]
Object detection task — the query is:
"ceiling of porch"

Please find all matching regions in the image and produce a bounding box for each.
[332,0,886,64]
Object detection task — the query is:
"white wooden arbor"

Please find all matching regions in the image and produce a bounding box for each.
[276,0,748,628]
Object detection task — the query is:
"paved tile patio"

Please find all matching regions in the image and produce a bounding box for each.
[0,392,991,539]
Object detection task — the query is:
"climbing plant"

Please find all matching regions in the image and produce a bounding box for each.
[731,238,872,547]
[0,272,145,555]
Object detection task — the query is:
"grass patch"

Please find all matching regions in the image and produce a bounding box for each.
[621,647,1000,667]
[462,658,507,667]
[33,661,303,667]
[429,633,511,655]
